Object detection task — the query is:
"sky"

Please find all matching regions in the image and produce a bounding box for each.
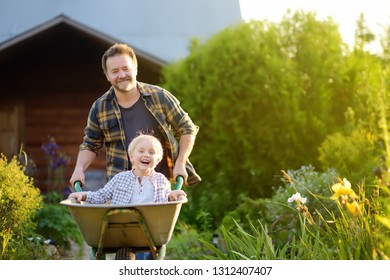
[239,0,390,53]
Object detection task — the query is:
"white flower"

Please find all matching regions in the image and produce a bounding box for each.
[287,192,307,204]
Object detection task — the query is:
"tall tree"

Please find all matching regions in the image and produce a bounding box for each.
[161,11,353,224]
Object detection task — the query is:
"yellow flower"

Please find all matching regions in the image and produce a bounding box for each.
[346,201,363,218]
[330,178,358,202]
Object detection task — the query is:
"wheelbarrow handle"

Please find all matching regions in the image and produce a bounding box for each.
[74,180,83,192]
[174,175,184,191]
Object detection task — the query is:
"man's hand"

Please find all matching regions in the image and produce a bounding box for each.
[173,163,188,184]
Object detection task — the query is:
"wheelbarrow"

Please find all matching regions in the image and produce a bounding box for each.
[60,176,186,260]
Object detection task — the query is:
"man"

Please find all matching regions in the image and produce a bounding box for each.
[69,43,201,188]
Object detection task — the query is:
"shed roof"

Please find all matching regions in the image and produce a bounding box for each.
[0,0,243,62]
[0,14,166,67]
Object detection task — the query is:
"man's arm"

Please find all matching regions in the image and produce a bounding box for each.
[69,149,97,187]
[172,134,195,183]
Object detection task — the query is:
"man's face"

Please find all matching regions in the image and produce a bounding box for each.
[105,54,137,93]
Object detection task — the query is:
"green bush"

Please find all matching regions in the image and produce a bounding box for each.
[35,191,83,253]
[0,154,46,259]
[319,126,382,186]
[376,185,390,257]
[165,223,214,260]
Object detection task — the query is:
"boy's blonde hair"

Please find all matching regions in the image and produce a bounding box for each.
[128,134,163,162]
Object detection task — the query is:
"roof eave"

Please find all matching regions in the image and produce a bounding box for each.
[0,14,167,67]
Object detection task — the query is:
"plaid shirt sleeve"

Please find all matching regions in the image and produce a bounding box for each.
[79,99,105,155]
[85,171,135,204]
[139,82,199,137]
[153,172,171,203]
[139,82,201,185]
[85,177,116,204]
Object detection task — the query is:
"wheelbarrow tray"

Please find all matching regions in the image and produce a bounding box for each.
[60,198,187,249]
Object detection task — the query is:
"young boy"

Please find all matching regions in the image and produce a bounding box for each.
[68,134,186,204]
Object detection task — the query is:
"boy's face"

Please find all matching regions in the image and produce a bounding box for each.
[130,139,161,175]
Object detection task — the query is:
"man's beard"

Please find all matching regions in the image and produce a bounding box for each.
[114,76,136,93]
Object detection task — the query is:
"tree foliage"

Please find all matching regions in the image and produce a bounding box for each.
[162,11,353,223]
[319,15,390,186]
[163,12,387,226]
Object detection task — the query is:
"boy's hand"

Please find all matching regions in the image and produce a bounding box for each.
[68,192,86,203]
[168,190,187,201]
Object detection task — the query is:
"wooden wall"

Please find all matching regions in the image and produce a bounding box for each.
[24,90,106,191]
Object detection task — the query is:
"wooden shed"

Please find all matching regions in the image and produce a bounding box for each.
[0,15,165,192]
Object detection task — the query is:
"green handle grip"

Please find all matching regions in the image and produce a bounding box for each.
[74,181,83,192]
[174,176,184,191]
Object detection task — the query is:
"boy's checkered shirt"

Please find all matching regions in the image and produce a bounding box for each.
[85,170,171,204]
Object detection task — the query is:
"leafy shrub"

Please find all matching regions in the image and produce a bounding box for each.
[35,191,83,253]
[376,185,390,257]
[165,223,214,260]
[182,173,235,229]
[318,128,381,185]
[0,154,46,259]
[222,166,340,246]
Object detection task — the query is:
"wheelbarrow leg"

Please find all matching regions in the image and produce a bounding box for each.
[95,209,126,260]
[157,245,166,260]
[90,247,105,260]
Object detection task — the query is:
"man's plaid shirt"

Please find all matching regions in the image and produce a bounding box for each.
[85,170,170,204]
[80,82,201,185]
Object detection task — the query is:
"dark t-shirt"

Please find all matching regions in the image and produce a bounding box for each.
[119,97,170,178]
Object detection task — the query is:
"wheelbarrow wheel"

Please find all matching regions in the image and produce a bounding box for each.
[115,247,136,260]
